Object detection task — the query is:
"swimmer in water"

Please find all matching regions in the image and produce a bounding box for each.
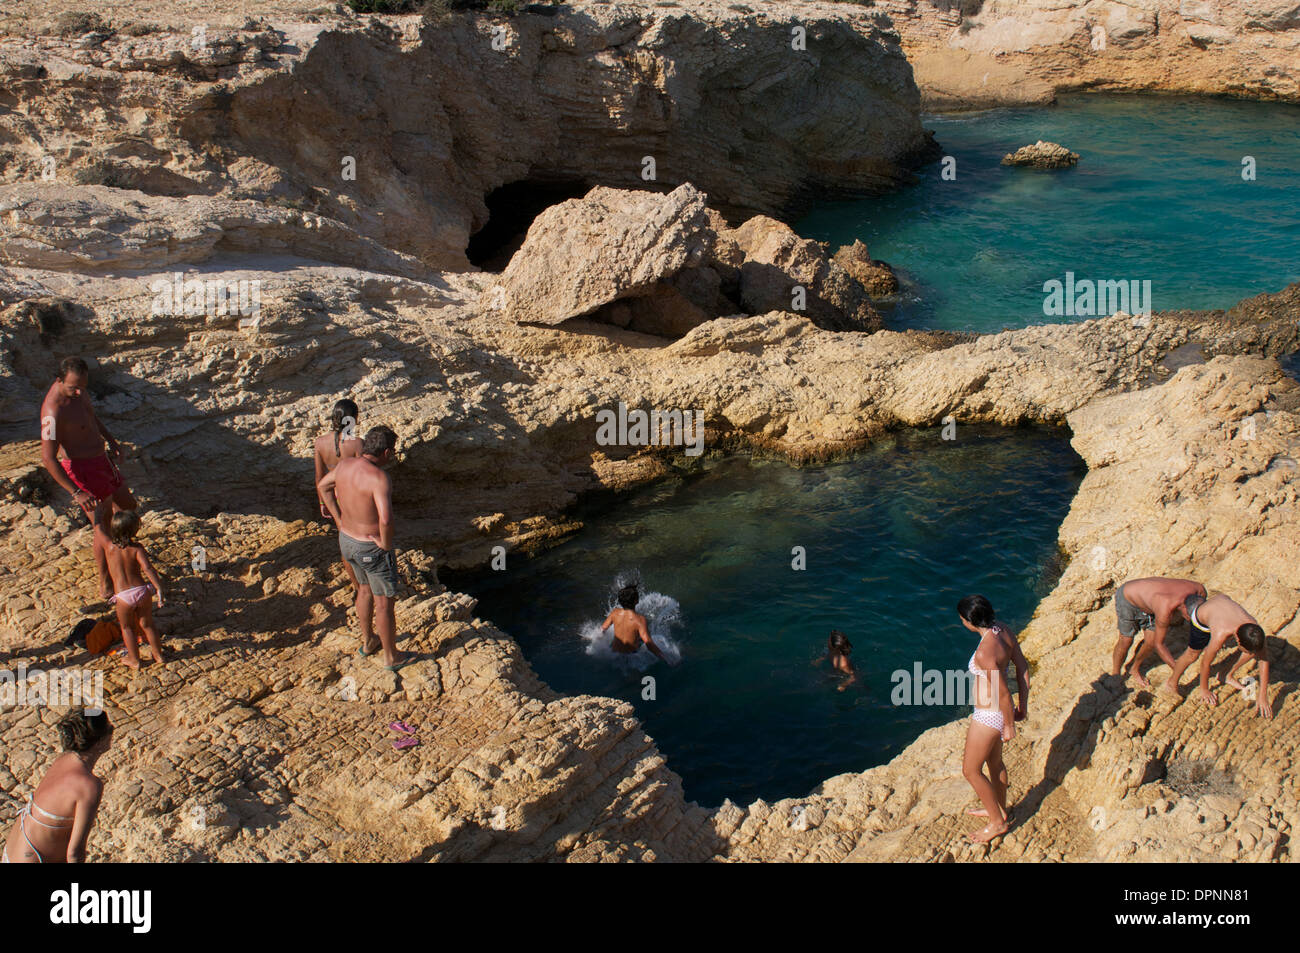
[821,629,857,691]
[600,585,672,663]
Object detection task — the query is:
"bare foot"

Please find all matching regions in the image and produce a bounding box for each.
[967,808,991,817]
[1223,676,1245,691]
[1160,679,1180,697]
[1129,669,1151,689]
[967,822,1008,844]
[121,657,140,670]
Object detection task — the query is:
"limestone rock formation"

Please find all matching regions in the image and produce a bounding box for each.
[727,216,881,332]
[489,184,715,330]
[1002,141,1080,169]
[875,0,1300,108]
[833,240,900,296]
[0,2,938,270]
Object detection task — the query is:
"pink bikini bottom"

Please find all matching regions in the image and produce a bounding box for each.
[111,583,154,608]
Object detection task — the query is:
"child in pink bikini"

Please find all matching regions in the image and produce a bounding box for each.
[92,510,166,668]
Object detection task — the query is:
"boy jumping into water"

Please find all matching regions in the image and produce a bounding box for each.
[1112,576,1206,687]
[600,586,671,663]
[92,510,166,669]
[1164,593,1272,718]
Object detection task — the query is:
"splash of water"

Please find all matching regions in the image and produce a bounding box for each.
[579,572,684,669]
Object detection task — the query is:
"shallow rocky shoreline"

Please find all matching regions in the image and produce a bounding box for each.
[0,2,1297,862]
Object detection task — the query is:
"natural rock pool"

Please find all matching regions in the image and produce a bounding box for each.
[798,94,1300,333]
[452,425,1086,807]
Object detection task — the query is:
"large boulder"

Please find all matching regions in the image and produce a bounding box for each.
[726,216,880,332]
[490,184,716,329]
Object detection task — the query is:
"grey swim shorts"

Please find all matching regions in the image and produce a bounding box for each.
[339,532,398,597]
[1115,583,1155,639]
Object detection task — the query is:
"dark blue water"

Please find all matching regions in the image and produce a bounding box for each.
[451,426,1085,807]
[798,94,1300,333]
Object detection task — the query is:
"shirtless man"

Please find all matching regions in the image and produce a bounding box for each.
[317,426,407,669]
[314,398,363,587]
[1164,593,1272,718]
[1113,576,1207,688]
[599,585,671,663]
[40,357,136,525]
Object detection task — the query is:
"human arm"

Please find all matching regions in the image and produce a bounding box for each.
[317,469,341,523]
[1010,637,1031,720]
[638,618,671,663]
[314,441,329,516]
[1256,657,1272,719]
[1150,612,1178,669]
[93,530,112,600]
[599,611,615,633]
[1196,637,1223,706]
[40,413,91,509]
[373,473,394,551]
[66,779,103,863]
[136,548,165,607]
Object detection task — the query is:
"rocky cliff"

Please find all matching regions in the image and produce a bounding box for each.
[0,2,936,270]
[877,0,1300,108]
[1,4,1298,863]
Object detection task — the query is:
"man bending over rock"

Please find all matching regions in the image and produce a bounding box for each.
[317,425,408,670]
[1113,576,1205,687]
[1164,593,1272,719]
[39,357,136,527]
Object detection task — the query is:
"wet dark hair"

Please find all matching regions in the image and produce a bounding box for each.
[1183,593,1207,617]
[1237,623,1266,655]
[58,356,89,380]
[617,585,639,610]
[57,710,111,752]
[828,629,852,655]
[331,398,359,433]
[361,425,397,458]
[110,510,140,547]
[957,594,995,628]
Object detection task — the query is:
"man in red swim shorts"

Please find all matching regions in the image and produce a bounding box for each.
[40,356,137,527]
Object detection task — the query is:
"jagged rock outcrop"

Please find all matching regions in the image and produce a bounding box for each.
[725,216,881,332]
[1002,141,1080,169]
[833,240,900,297]
[875,0,1300,108]
[489,185,881,336]
[0,2,938,270]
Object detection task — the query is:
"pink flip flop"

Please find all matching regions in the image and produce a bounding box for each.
[388,721,416,736]
[392,736,420,751]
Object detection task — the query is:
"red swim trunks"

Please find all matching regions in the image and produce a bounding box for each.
[60,454,124,501]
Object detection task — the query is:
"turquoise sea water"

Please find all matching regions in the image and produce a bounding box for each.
[797,94,1300,333]
[451,426,1084,807]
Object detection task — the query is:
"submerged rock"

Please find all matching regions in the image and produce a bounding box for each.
[1001,141,1081,169]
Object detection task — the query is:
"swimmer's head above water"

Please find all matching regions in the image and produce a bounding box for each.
[617,585,639,611]
[957,594,996,631]
[828,629,852,656]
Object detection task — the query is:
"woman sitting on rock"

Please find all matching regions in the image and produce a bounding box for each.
[957,595,1030,843]
[3,710,112,863]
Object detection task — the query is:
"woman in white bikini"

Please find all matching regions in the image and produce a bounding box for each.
[957,594,1031,843]
[3,710,112,863]
[92,509,166,668]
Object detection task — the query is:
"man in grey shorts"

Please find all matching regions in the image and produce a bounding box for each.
[1112,576,1206,688]
[318,425,408,670]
